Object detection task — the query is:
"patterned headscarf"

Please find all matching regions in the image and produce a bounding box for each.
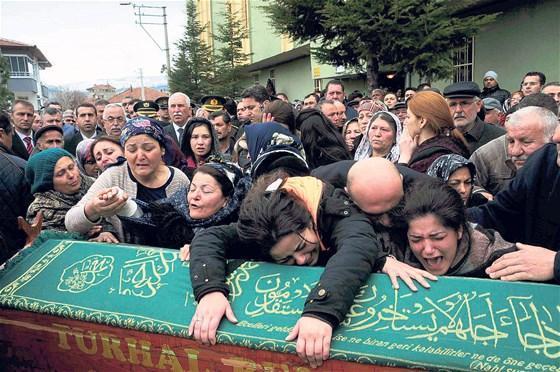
[354,111,402,162]
[75,138,97,175]
[358,99,387,114]
[426,154,477,183]
[120,117,166,147]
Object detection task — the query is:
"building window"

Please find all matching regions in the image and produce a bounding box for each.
[453,38,474,83]
[314,79,322,93]
[7,55,34,77]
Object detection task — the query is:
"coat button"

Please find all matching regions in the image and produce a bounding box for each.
[318,289,326,297]
[194,275,198,279]
[344,201,349,205]
[343,210,349,215]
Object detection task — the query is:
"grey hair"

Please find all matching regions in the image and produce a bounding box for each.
[506,106,558,142]
[169,92,191,107]
[102,103,126,119]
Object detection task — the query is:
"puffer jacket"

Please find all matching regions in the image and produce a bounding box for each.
[189,182,382,328]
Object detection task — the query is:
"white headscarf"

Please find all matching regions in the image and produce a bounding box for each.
[353,110,402,163]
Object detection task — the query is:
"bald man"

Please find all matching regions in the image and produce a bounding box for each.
[312,158,432,227]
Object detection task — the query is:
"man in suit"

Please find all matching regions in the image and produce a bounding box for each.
[10,99,36,160]
[64,103,102,155]
[164,92,192,147]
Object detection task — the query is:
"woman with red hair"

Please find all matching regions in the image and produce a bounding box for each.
[399,91,469,173]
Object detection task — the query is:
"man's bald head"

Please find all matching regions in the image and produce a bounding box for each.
[347,158,404,219]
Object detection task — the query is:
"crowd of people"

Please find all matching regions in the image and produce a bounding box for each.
[0,69,559,368]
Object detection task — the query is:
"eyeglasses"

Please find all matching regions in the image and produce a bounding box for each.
[105,116,125,123]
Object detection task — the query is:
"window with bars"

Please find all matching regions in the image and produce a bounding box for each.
[7,55,34,77]
[453,38,474,83]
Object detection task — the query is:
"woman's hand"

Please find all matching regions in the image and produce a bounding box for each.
[382,256,437,291]
[285,316,332,369]
[262,112,274,122]
[188,292,237,345]
[179,244,190,261]
[397,128,418,164]
[89,232,119,243]
[86,225,103,238]
[84,187,128,221]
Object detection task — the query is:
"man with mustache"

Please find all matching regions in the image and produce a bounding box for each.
[470,98,558,195]
[164,92,192,147]
[102,103,127,137]
[443,81,505,153]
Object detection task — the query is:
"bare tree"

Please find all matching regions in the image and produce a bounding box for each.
[50,88,88,111]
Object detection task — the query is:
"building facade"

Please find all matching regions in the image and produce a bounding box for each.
[86,84,116,100]
[0,38,51,109]
[198,0,558,100]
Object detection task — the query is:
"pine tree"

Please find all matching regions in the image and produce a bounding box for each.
[213,2,252,97]
[263,0,497,90]
[169,0,215,102]
[0,53,14,111]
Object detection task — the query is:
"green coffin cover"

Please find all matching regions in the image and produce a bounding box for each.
[0,236,558,371]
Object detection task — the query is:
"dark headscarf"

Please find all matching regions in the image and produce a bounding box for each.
[426,154,477,183]
[245,122,309,179]
[296,108,351,169]
[119,160,251,249]
[120,116,187,171]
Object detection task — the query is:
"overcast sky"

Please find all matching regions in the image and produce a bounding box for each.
[0,0,186,89]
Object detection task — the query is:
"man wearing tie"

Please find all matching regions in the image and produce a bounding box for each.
[164,92,192,147]
[10,99,36,160]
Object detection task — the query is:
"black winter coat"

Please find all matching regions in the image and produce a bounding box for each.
[468,143,560,281]
[189,184,382,328]
[0,145,32,263]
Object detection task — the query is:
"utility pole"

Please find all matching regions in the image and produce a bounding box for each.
[139,68,145,100]
[121,3,171,86]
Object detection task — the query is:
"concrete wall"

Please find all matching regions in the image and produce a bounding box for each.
[411,0,559,92]
[473,0,559,92]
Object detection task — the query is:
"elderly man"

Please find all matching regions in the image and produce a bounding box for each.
[312,158,431,227]
[164,92,192,146]
[482,98,504,125]
[443,81,505,153]
[102,103,127,137]
[481,71,510,104]
[33,126,65,153]
[468,122,560,284]
[470,106,558,195]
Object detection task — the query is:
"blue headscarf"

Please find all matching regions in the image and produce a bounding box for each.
[120,117,166,147]
[245,122,308,178]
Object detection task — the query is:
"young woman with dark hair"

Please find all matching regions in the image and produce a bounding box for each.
[180,118,220,178]
[188,174,383,368]
[90,135,124,172]
[382,179,516,287]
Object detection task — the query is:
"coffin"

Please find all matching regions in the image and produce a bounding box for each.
[0,233,557,371]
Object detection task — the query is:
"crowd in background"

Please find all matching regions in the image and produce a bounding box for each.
[1,69,559,368]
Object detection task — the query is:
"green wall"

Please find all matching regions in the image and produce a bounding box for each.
[474,0,559,92]
[411,0,559,92]
[248,0,282,63]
